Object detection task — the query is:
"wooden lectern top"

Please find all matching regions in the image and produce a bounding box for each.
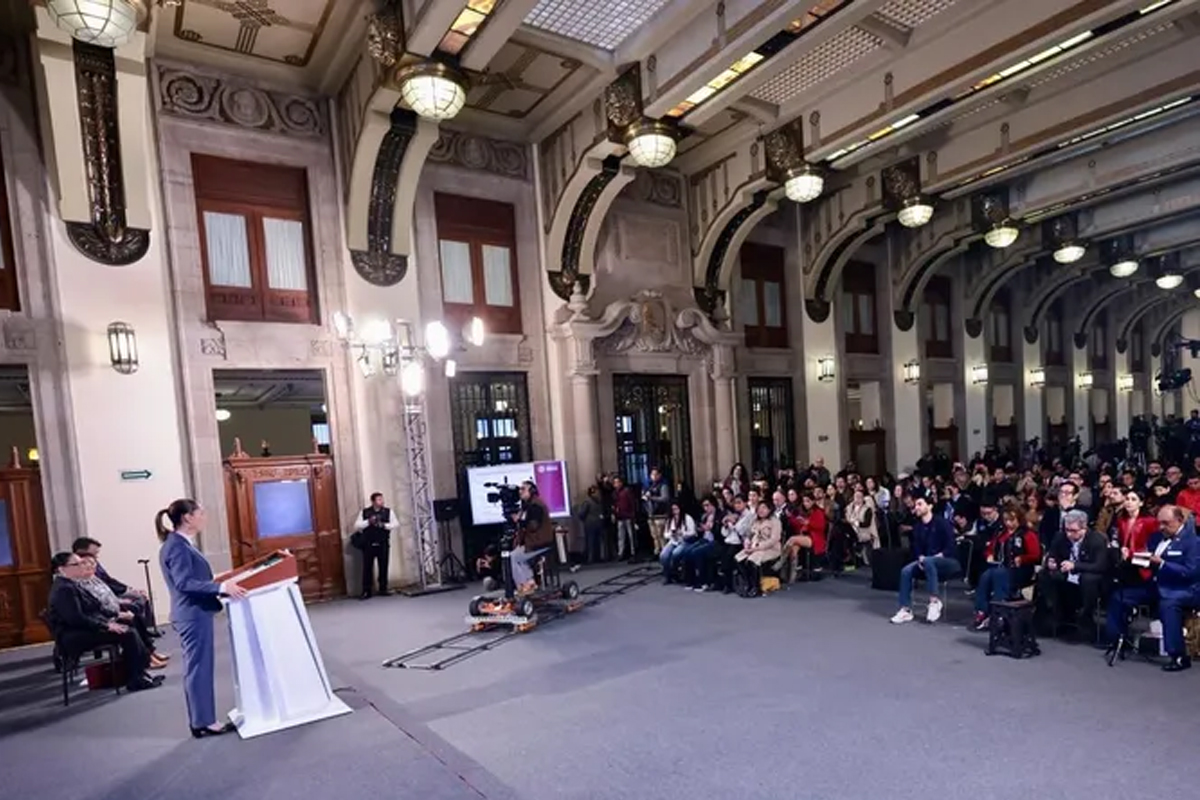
[215,550,298,593]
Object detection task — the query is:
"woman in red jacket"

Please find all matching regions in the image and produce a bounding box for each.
[1112,490,1157,584]
[782,492,827,581]
[973,505,1042,629]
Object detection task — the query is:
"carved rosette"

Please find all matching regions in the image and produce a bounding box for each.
[70,42,150,266]
[428,129,528,179]
[349,108,417,286]
[156,65,325,138]
[805,298,831,324]
[894,309,916,332]
[604,67,643,137]
[762,120,804,180]
[964,317,984,339]
[623,170,682,208]
[366,3,405,68]
[1023,325,1039,345]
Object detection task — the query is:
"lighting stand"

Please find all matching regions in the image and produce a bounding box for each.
[399,392,463,597]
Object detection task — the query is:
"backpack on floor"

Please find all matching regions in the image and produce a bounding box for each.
[870,548,907,592]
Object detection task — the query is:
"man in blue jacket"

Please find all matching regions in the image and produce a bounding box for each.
[1105,504,1200,671]
[891,494,961,624]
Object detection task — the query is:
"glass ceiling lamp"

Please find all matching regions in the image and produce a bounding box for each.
[1053,242,1086,264]
[624,120,677,168]
[397,60,468,121]
[984,220,1020,249]
[784,163,824,203]
[46,0,147,49]
[897,196,934,228]
[1109,258,1139,278]
[1156,270,1183,290]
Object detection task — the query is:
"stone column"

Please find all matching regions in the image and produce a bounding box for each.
[890,322,923,472]
[961,330,989,459]
[568,330,601,493]
[710,344,738,476]
[1021,337,1044,445]
[802,310,843,467]
[1070,341,1091,450]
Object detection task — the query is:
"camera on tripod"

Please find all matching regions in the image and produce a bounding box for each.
[484,482,522,516]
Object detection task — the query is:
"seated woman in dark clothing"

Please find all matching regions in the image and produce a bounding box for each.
[679,496,718,590]
[973,504,1041,630]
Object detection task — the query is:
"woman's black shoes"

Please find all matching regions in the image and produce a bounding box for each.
[1162,656,1192,673]
[191,722,237,739]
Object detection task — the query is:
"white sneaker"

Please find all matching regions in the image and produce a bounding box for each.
[926,597,944,623]
[890,608,914,624]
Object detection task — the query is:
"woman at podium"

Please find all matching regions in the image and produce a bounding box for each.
[156,499,247,739]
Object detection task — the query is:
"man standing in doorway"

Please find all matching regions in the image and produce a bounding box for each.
[355,493,398,599]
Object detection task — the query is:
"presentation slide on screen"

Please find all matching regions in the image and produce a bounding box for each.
[465,461,571,525]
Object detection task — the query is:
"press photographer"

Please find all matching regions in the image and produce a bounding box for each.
[353,492,398,600]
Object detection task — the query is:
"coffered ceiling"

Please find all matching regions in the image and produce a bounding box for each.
[524,0,676,49]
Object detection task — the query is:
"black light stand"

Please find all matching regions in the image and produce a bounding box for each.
[433,498,468,584]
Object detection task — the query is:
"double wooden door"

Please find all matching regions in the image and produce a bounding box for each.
[0,460,50,647]
[223,451,345,601]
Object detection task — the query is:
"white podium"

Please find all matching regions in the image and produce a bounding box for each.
[219,551,351,739]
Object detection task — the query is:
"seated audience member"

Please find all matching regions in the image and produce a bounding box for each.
[716,495,754,594]
[961,498,1002,589]
[47,552,162,692]
[1036,508,1110,637]
[77,554,169,669]
[72,536,153,627]
[659,502,695,584]
[891,494,960,624]
[782,492,827,581]
[845,486,880,565]
[680,496,718,591]
[1105,505,1200,672]
[735,501,783,586]
[1175,473,1200,517]
[972,505,1041,630]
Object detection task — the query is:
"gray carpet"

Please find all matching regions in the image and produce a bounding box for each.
[3,565,1197,800]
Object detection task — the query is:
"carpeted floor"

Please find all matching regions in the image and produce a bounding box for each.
[2,565,1196,800]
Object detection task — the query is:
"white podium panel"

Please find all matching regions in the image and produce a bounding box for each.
[224,580,351,738]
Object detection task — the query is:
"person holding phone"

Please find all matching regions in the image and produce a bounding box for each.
[156,499,248,739]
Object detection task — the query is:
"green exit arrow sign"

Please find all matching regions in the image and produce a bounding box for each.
[120,469,153,481]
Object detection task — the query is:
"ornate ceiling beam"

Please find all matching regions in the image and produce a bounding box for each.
[807,0,1151,167]
[34,9,153,266]
[405,0,467,56]
[459,0,544,71]
[855,14,911,51]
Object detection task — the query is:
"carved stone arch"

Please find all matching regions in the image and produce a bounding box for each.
[893,240,969,329]
[965,245,1043,328]
[811,221,887,306]
[692,176,775,287]
[801,175,886,304]
[1071,283,1138,349]
[694,188,783,316]
[1022,264,1103,332]
[544,141,636,300]
[1117,295,1186,353]
[345,91,441,286]
[1151,305,1195,358]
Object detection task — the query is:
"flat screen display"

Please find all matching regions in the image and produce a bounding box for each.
[254,479,314,539]
[0,499,11,568]
[465,461,570,525]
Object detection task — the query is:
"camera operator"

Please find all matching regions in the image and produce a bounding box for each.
[511,481,553,594]
[353,492,398,599]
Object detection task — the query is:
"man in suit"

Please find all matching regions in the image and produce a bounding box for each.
[1036,508,1108,639]
[1105,504,1200,671]
[1038,481,1081,545]
[48,552,161,692]
[72,537,155,630]
[353,493,399,599]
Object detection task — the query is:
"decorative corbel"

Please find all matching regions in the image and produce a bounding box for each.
[67,42,149,266]
[349,108,418,286]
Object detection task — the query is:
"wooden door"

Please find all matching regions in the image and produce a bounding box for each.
[223,446,345,601]
[848,429,887,477]
[929,425,960,463]
[0,452,50,647]
[993,424,1018,457]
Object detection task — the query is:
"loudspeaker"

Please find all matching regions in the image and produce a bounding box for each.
[433,498,460,522]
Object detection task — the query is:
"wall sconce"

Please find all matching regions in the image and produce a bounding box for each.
[106,321,138,375]
[26,447,38,464]
[1117,374,1135,393]
[817,356,835,382]
[1029,367,1046,387]
[971,364,989,385]
[1078,371,1095,390]
[215,409,232,422]
[902,360,921,384]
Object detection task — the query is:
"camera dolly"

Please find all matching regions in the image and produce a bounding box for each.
[465,531,582,632]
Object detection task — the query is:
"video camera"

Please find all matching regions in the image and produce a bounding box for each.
[484,481,522,521]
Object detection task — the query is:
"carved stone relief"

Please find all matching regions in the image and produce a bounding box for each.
[156,64,326,138]
[622,170,683,208]
[428,129,528,180]
[597,291,706,356]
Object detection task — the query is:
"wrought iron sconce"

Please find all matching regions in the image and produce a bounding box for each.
[971,364,989,385]
[902,360,921,384]
[817,356,835,383]
[1029,367,1046,387]
[1078,371,1095,390]
[1117,374,1135,393]
[106,321,138,374]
